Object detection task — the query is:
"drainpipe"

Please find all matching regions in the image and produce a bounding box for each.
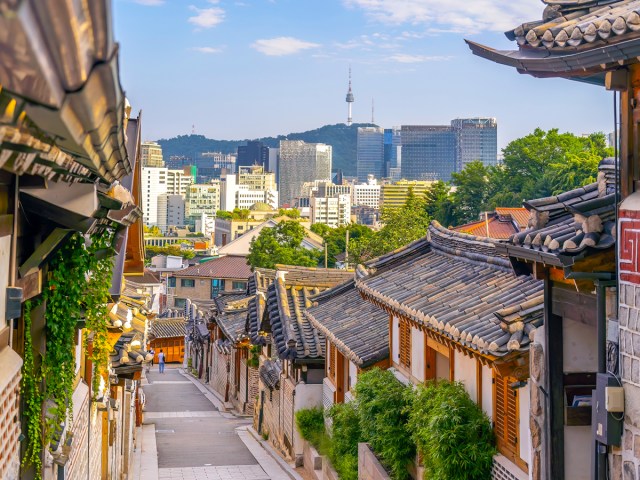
[564,271,616,480]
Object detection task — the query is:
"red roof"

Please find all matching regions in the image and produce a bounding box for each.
[453,216,519,239]
[495,208,529,229]
[173,255,252,280]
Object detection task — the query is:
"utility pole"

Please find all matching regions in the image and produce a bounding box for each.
[345,228,350,269]
[324,241,328,269]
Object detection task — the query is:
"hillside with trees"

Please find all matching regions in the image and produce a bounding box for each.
[157,123,376,176]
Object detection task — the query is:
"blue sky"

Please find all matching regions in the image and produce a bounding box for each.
[114,0,614,150]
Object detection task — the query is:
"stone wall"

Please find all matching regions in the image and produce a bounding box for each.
[358,443,391,480]
[529,329,546,480]
[247,366,259,416]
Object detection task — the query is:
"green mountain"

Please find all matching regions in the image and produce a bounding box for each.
[157,123,377,177]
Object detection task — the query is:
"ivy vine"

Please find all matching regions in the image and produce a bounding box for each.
[21,300,43,479]
[20,228,116,472]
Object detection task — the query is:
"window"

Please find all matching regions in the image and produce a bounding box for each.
[232,281,247,291]
[174,298,186,308]
[168,277,176,288]
[494,374,520,465]
[181,279,195,287]
[399,318,411,369]
[211,279,226,298]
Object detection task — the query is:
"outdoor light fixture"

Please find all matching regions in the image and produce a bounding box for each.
[509,380,528,390]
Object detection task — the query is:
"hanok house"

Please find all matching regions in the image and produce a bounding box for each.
[467,1,640,477]
[356,222,544,479]
[183,299,212,379]
[149,315,187,364]
[253,266,353,461]
[209,294,260,414]
[166,255,253,309]
[305,279,389,411]
[493,159,617,480]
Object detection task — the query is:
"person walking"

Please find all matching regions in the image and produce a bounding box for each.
[158,349,165,374]
[150,347,155,366]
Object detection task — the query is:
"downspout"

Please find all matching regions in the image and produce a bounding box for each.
[9,175,18,349]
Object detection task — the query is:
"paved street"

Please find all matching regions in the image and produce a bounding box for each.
[139,365,296,480]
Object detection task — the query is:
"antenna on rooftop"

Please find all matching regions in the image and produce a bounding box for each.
[192,124,195,135]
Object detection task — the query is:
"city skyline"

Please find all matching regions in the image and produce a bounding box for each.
[114,0,614,151]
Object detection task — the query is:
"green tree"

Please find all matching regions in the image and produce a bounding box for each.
[312,223,374,267]
[143,225,163,237]
[278,208,301,219]
[350,189,430,263]
[450,161,491,225]
[247,220,320,269]
[424,181,456,227]
[145,245,195,260]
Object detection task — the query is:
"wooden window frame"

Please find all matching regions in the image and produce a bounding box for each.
[398,318,412,369]
[493,373,528,472]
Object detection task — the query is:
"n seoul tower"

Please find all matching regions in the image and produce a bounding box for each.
[345,67,354,126]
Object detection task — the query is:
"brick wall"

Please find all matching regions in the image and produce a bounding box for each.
[0,347,22,480]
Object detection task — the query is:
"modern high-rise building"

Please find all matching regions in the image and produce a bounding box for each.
[141,141,164,167]
[400,126,457,181]
[185,182,221,226]
[142,167,168,226]
[166,168,193,196]
[356,127,384,182]
[195,152,236,182]
[268,147,280,181]
[384,127,402,178]
[157,194,185,233]
[237,141,270,169]
[451,118,498,170]
[278,140,332,207]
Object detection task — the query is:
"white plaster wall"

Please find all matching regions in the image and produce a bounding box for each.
[564,426,591,479]
[294,383,323,456]
[0,236,10,323]
[563,317,597,373]
[411,328,425,382]
[482,365,493,419]
[453,351,477,401]
[392,316,400,365]
[519,383,531,467]
[349,361,358,391]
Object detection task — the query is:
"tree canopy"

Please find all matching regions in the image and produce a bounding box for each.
[247,220,321,269]
[310,223,374,268]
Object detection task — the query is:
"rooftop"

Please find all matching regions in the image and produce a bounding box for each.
[173,255,252,280]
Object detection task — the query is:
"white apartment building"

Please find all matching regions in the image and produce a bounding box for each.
[157,194,185,233]
[142,167,168,226]
[185,182,221,226]
[310,193,351,228]
[166,169,193,196]
[141,141,164,167]
[220,166,279,211]
[301,180,352,199]
[352,175,381,209]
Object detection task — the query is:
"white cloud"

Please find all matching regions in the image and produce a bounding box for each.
[388,53,451,63]
[134,0,164,5]
[251,37,320,56]
[188,5,225,28]
[192,46,224,54]
[343,0,541,34]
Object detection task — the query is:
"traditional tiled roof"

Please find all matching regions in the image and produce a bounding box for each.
[217,309,250,343]
[499,158,617,266]
[259,359,282,390]
[247,268,276,295]
[213,293,252,314]
[173,255,252,280]
[127,270,162,285]
[150,318,186,339]
[356,222,544,358]
[453,213,521,239]
[109,332,153,375]
[496,208,530,230]
[262,267,353,361]
[305,280,389,368]
[466,1,640,83]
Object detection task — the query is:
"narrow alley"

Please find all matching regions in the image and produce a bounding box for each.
[134,365,298,480]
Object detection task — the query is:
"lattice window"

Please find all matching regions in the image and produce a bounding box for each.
[494,374,519,464]
[328,343,337,382]
[399,319,411,368]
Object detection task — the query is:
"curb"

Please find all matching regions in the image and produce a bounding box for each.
[245,426,303,480]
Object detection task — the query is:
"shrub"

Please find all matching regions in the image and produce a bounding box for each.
[407,381,495,480]
[296,408,325,444]
[328,402,362,480]
[354,369,415,480]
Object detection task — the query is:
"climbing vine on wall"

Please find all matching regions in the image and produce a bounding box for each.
[21,300,43,479]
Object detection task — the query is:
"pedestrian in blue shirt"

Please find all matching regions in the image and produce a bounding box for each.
[158,349,165,374]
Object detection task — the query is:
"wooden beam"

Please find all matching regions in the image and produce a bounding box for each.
[545,279,565,479]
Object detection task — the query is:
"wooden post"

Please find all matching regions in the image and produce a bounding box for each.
[621,65,640,198]
[544,279,565,479]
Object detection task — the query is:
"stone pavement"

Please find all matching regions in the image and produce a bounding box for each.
[136,364,296,480]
